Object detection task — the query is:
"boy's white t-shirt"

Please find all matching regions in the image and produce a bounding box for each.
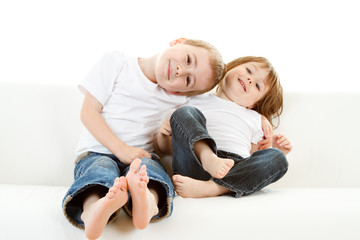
[75,51,188,155]
[188,93,264,158]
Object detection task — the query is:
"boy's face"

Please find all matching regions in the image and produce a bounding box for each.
[219,62,269,108]
[155,41,213,95]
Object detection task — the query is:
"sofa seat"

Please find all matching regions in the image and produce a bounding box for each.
[1,184,359,240]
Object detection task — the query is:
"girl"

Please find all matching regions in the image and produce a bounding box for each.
[155,56,292,198]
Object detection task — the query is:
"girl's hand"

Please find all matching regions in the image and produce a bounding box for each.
[115,145,152,165]
[272,134,293,155]
[258,115,273,150]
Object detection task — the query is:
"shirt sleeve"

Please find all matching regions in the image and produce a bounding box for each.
[78,51,125,105]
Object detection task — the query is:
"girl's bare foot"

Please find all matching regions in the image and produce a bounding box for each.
[194,140,234,179]
[126,158,159,229]
[172,174,230,198]
[81,177,128,240]
[201,153,234,179]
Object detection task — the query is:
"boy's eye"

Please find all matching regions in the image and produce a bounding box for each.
[256,83,260,90]
[187,55,191,65]
[186,76,191,86]
[246,67,252,74]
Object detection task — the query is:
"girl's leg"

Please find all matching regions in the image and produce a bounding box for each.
[213,148,289,197]
[172,175,231,198]
[174,148,288,198]
[170,106,233,179]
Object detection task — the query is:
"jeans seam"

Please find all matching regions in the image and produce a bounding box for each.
[246,166,288,195]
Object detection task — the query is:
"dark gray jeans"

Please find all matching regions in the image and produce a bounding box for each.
[170,106,289,197]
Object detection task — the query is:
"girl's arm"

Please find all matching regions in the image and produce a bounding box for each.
[80,91,152,164]
[154,117,173,155]
[272,134,293,155]
[257,115,273,150]
[250,143,260,155]
[252,134,293,156]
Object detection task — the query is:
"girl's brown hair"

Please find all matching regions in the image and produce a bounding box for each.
[219,56,283,128]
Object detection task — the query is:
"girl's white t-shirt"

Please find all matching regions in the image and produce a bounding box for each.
[188,93,263,158]
[75,51,188,155]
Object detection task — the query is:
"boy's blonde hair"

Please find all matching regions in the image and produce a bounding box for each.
[222,56,283,128]
[182,39,226,96]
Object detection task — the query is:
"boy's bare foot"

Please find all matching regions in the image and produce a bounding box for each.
[81,177,128,240]
[126,158,159,229]
[172,174,230,198]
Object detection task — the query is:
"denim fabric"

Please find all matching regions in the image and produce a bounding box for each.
[62,152,174,229]
[170,106,289,197]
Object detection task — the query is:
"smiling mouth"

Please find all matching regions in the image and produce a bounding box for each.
[238,78,246,92]
[167,61,171,80]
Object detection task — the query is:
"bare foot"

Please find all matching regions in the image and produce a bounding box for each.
[172,174,230,198]
[201,153,234,179]
[126,158,159,229]
[81,177,128,240]
[194,140,234,179]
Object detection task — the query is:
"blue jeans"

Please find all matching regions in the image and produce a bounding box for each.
[62,152,174,229]
[170,106,289,197]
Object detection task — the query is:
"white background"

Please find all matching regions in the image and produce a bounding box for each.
[1,0,359,92]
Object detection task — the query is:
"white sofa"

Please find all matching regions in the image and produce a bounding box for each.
[0,82,359,240]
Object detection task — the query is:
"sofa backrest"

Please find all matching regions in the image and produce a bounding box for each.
[0,82,359,188]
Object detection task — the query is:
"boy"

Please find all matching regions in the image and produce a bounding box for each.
[62,38,225,239]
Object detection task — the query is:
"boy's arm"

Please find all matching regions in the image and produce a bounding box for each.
[80,91,152,164]
[154,117,173,155]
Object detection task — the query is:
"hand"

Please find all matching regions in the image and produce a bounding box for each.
[159,117,172,137]
[272,134,293,155]
[258,115,273,150]
[115,145,152,165]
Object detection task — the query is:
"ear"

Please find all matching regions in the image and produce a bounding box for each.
[169,38,187,46]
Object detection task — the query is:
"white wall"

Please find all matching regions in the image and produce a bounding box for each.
[1,0,359,92]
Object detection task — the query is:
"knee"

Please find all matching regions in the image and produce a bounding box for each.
[88,156,118,171]
[270,148,289,170]
[173,106,197,118]
[171,106,205,124]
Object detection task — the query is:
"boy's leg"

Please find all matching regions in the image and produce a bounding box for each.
[62,153,122,230]
[81,176,128,239]
[170,106,233,179]
[123,155,175,228]
[213,148,289,197]
[125,158,159,229]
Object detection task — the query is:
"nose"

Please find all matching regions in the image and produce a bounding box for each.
[176,65,190,77]
[176,66,183,77]
[247,77,252,85]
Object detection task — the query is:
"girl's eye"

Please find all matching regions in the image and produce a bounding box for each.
[256,83,260,90]
[187,55,191,65]
[186,76,191,86]
[246,67,252,74]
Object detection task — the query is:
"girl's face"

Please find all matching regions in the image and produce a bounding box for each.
[217,62,269,108]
